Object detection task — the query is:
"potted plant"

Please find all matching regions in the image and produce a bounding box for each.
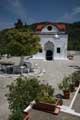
[35,96,56,111]
[33,84,61,113]
[71,71,80,87]
[39,84,54,97]
[58,76,71,99]
[68,75,75,92]
[69,82,75,92]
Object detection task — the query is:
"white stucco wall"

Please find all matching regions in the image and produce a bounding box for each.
[40,34,68,59]
[33,25,68,60]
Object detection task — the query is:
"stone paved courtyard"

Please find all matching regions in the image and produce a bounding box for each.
[0,55,80,120]
[30,55,80,93]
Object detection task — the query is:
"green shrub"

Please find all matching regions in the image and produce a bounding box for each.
[58,71,80,92]
[36,96,56,104]
[39,84,54,97]
[6,77,40,120]
[6,77,55,120]
[71,71,80,83]
[58,76,71,91]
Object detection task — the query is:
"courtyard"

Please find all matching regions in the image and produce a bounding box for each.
[0,54,80,120]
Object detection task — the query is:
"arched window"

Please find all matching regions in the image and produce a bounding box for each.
[39,48,42,53]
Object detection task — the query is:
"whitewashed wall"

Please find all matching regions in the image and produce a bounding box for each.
[33,25,68,60]
[40,34,68,59]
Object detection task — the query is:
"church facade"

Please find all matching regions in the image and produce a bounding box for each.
[33,23,68,60]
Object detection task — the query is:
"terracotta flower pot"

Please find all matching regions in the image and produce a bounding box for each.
[63,90,70,99]
[56,99,63,105]
[23,112,30,120]
[33,102,56,112]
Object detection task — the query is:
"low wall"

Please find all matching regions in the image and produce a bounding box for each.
[67,51,80,55]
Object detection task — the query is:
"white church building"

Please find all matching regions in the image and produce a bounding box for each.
[33,22,68,60]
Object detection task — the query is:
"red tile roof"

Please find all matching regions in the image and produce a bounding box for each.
[55,24,66,31]
[36,23,66,31]
[36,24,45,31]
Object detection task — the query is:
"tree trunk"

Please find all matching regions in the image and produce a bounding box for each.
[19,56,24,66]
[19,56,24,75]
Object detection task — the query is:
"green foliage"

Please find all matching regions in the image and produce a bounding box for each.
[59,71,80,92]
[7,41,25,56]
[35,84,55,104]
[36,96,56,104]
[58,76,71,91]
[9,111,23,120]
[14,19,23,29]
[0,29,8,54]
[6,77,40,111]
[0,28,40,56]
[6,77,41,120]
[67,22,80,50]
[6,77,54,120]
[39,84,54,97]
[0,21,80,53]
[71,71,80,83]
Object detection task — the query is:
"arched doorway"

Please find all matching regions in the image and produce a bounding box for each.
[44,41,54,60]
[46,50,53,60]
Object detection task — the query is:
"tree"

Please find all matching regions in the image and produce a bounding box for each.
[6,77,40,120]
[6,77,54,120]
[0,29,9,55]
[7,29,40,55]
[0,28,40,64]
[14,19,23,29]
[67,22,80,50]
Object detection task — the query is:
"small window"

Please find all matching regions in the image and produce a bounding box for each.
[39,48,42,53]
[57,48,61,53]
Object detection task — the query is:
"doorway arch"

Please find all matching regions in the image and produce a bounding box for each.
[44,41,54,60]
[46,50,53,60]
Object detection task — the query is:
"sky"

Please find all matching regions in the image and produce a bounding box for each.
[0,0,80,30]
